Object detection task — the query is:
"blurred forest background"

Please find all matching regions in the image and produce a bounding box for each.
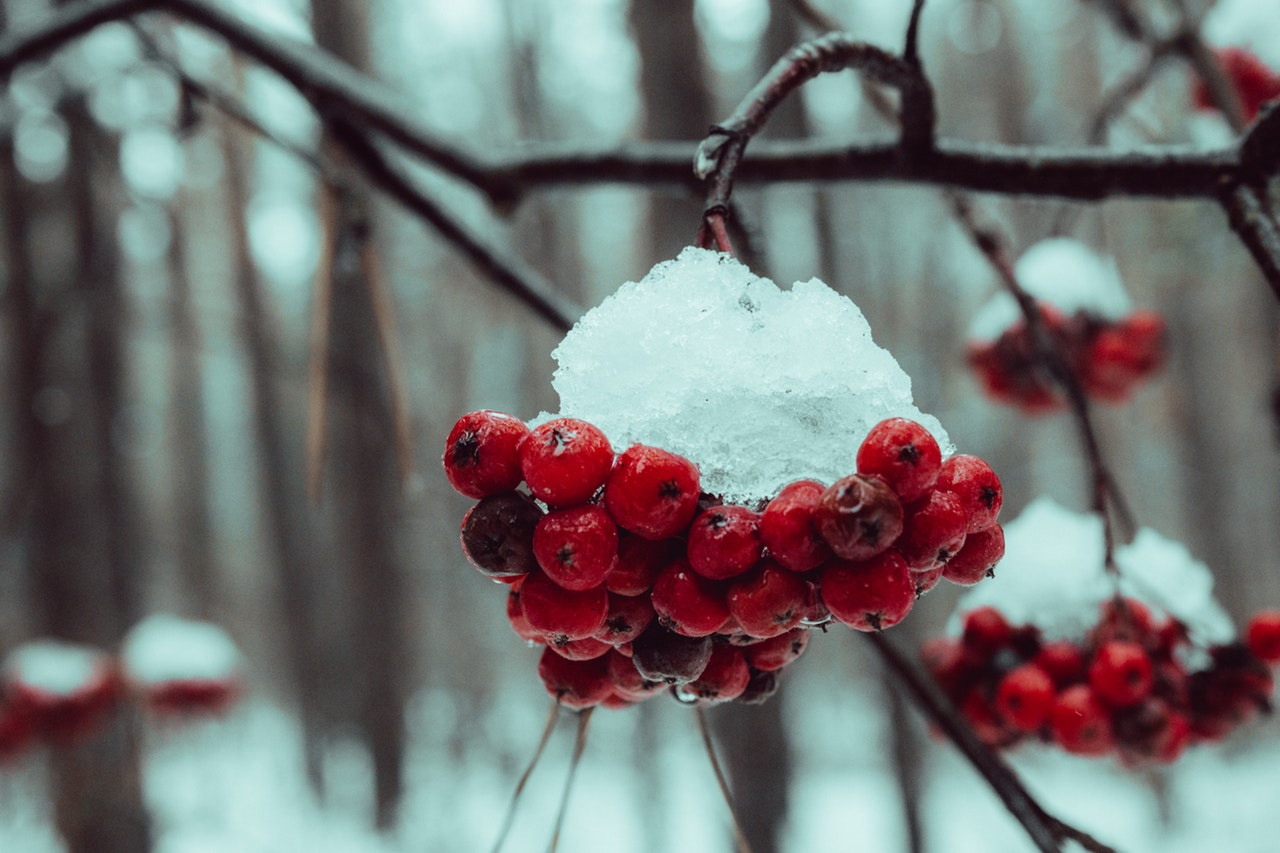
[1,0,1279,850]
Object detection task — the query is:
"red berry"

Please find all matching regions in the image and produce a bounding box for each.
[532,504,619,591]
[442,410,530,499]
[819,551,914,632]
[594,592,656,646]
[742,628,809,671]
[935,455,1002,533]
[1246,610,1280,664]
[459,492,543,579]
[961,606,1014,657]
[814,474,904,561]
[605,649,664,701]
[606,533,675,596]
[942,525,1004,586]
[687,505,763,580]
[518,571,608,642]
[856,418,943,503]
[726,560,808,639]
[759,479,833,572]
[506,583,544,645]
[960,688,1016,747]
[604,444,701,539]
[630,625,714,685]
[520,417,614,507]
[895,490,968,571]
[1050,684,1115,756]
[546,635,612,661]
[680,645,750,706]
[537,648,613,709]
[651,560,731,637]
[1033,640,1087,687]
[910,565,944,597]
[995,663,1056,732]
[1089,641,1154,708]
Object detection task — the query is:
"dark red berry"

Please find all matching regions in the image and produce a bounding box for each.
[630,624,714,685]
[680,645,750,706]
[687,505,763,580]
[737,668,780,705]
[459,492,543,579]
[960,688,1016,747]
[759,479,833,572]
[1192,46,1280,122]
[819,551,914,632]
[814,473,904,561]
[651,559,731,637]
[1033,640,1087,687]
[935,455,1002,534]
[895,490,968,571]
[537,648,613,709]
[606,533,676,596]
[742,628,809,671]
[1050,684,1115,756]
[726,560,808,639]
[518,571,608,642]
[442,410,530,499]
[1246,610,1280,665]
[593,592,656,647]
[856,418,943,503]
[1089,641,1154,708]
[910,565,944,597]
[961,606,1013,657]
[520,417,614,507]
[532,504,618,591]
[942,525,1005,586]
[995,663,1056,732]
[604,444,701,539]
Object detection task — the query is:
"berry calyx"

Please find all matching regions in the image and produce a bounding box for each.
[520,417,614,507]
[604,444,701,539]
[594,592,656,647]
[856,417,942,503]
[532,504,619,591]
[443,410,530,499]
[942,525,1005,586]
[459,492,543,579]
[686,505,763,580]
[814,473,904,561]
[819,551,914,632]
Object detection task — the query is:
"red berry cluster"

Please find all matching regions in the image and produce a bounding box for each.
[923,599,1278,767]
[445,411,1006,711]
[1192,47,1280,123]
[967,305,1166,414]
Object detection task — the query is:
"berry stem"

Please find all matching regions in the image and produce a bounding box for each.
[695,708,755,853]
[490,699,561,853]
[547,707,594,853]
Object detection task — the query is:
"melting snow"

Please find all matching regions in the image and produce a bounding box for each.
[121,615,241,684]
[4,640,108,696]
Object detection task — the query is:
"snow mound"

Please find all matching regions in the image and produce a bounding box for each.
[951,498,1233,648]
[5,640,110,695]
[121,615,241,684]
[536,247,951,502]
[969,238,1132,342]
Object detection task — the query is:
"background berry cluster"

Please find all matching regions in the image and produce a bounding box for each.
[445,410,1006,710]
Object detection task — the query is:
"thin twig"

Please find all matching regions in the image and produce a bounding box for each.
[547,708,593,853]
[305,185,340,502]
[694,708,754,853]
[358,235,416,487]
[1221,183,1280,303]
[490,700,561,853]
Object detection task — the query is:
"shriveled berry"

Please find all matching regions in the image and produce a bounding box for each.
[532,504,618,591]
[442,410,529,499]
[520,417,614,507]
[651,560,731,637]
[1089,641,1154,709]
[895,490,968,571]
[679,645,750,706]
[935,455,1002,533]
[856,418,942,503]
[630,624,713,685]
[686,505,763,580]
[742,628,809,671]
[819,551,914,632]
[459,492,543,579]
[727,560,808,639]
[759,479,832,572]
[995,663,1056,732]
[537,648,612,709]
[1050,684,1115,756]
[737,668,780,705]
[814,473,904,561]
[942,525,1005,586]
[606,533,676,596]
[604,444,701,539]
[518,571,608,642]
[594,592,656,647]
[1245,610,1280,664]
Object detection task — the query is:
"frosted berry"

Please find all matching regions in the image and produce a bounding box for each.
[532,504,619,591]
[651,559,731,637]
[942,525,1004,586]
[680,645,750,706]
[630,624,713,685]
[895,490,968,571]
[443,410,529,499]
[594,592,656,647]
[759,479,832,572]
[856,418,942,503]
[1245,610,1280,664]
[1089,641,1154,708]
[687,505,763,580]
[727,560,808,639]
[518,571,608,642]
[537,648,613,709]
[604,444,701,539]
[1050,684,1115,756]
[935,455,1002,533]
[520,417,614,507]
[814,473,904,561]
[742,628,809,671]
[820,551,914,632]
[995,663,1056,732]
[910,565,944,597]
[459,492,543,579]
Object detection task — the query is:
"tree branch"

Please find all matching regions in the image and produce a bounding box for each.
[1220,183,1280,303]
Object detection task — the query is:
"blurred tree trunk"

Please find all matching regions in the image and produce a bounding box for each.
[311,0,410,829]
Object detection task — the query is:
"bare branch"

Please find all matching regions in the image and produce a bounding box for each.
[1220,183,1280,302]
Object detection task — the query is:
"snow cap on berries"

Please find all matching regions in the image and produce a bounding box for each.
[950,498,1233,650]
[969,239,1132,342]
[120,614,241,685]
[534,247,951,502]
[5,640,111,696]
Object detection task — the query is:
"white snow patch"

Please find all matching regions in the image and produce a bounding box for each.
[121,615,241,684]
[535,247,951,502]
[951,498,1234,649]
[4,640,110,696]
[969,238,1132,342]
